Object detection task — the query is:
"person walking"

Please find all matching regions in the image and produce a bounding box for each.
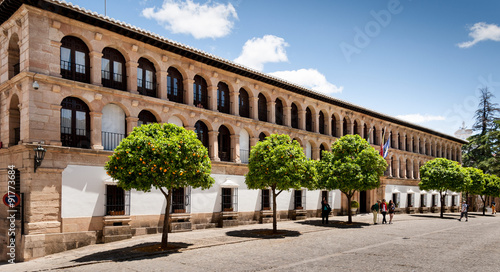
[492,201,496,215]
[321,197,331,224]
[388,200,396,224]
[459,201,468,222]
[371,200,380,224]
[380,199,388,224]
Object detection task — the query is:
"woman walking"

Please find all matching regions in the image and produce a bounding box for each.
[388,200,396,224]
[380,199,388,224]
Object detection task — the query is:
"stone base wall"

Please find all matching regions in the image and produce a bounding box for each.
[21,232,96,261]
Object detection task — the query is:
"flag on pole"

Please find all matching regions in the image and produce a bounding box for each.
[381,135,391,158]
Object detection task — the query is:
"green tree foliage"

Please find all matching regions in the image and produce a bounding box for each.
[472,87,500,135]
[462,167,485,202]
[105,123,214,248]
[419,158,464,218]
[317,134,387,223]
[245,134,317,233]
[480,174,500,215]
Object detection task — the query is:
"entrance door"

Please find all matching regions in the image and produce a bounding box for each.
[360,191,367,213]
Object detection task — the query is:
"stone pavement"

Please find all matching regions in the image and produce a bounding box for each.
[0,212,470,272]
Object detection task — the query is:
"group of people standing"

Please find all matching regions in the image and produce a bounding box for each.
[371,199,396,224]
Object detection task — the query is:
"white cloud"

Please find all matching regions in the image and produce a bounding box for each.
[269,69,343,95]
[142,0,237,39]
[457,22,500,48]
[234,35,289,71]
[396,114,445,124]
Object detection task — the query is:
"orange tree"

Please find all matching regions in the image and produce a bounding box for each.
[105,123,214,249]
[419,158,464,218]
[245,134,317,233]
[480,174,500,215]
[317,134,387,224]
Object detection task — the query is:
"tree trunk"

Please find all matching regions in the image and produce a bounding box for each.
[439,192,445,218]
[272,187,278,234]
[159,187,171,249]
[346,193,352,224]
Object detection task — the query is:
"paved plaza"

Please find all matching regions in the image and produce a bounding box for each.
[2,212,500,272]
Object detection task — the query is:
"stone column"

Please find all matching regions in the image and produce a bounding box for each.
[422,140,427,155]
[90,112,103,150]
[208,85,217,111]
[231,134,241,163]
[268,101,276,124]
[348,121,354,135]
[298,110,306,130]
[49,40,63,77]
[313,114,319,133]
[126,117,139,135]
[230,90,238,116]
[312,147,320,160]
[250,137,259,150]
[209,131,219,161]
[184,79,194,106]
[89,51,103,86]
[284,106,291,127]
[126,61,138,94]
[251,97,259,121]
[157,70,168,100]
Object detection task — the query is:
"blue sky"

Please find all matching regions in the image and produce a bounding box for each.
[67,0,500,136]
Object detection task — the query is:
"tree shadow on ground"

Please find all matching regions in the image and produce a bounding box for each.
[225,229,301,239]
[71,242,192,264]
[296,219,370,229]
[409,213,477,220]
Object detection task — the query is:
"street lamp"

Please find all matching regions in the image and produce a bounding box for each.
[34,145,46,172]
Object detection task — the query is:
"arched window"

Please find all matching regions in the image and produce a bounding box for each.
[275,99,284,125]
[137,110,157,126]
[8,34,20,79]
[332,115,338,137]
[101,47,126,91]
[343,118,348,135]
[291,103,299,129]
[406,159,412,179]
[218,125,231,162]
[398,133,403,150]
[391,156,395,177]
[258,93,267,122]
[193,75,208,109]
[318,112,325,134]
[137,58,156,97]
[353,120,359,135]
[239,88,250,118]
[320,144,326,160]
[363,124,368,142]
[194,121,209,151]
[373,126,377,145]
[167,67,184,104]
[305,107,313,132]
[406,135,410,151]
[9,95,20,146]
[61,97,90,148]
[102,104,126,151]
[60,36,90,83]
[217,82,230,114]
[259,132,266,142]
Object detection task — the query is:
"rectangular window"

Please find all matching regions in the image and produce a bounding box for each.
[222,188,232,211]
[106,185,125,215]
[60,47,71,71]
[172,188,185,213]
[75,111,86,136]
[137,68,143,87]
[114,61,122,82]
[101,59,110,80]
[61,108,72,134]
[75,51,86,74]
[294,190,302,209]
[420,194,426,207]
[262,189,270,210]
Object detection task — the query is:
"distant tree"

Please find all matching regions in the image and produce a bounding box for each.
[472,87,500,135]
[317,134,387,224]
[105,123,214,249]
[419,158,465,218]
[245,134,317,233]
[479,174,500,215]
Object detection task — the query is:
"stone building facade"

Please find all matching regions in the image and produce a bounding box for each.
[0,0,466,261]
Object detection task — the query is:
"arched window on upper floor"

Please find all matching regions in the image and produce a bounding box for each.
[60,36,90,83]
[101,47,126,91]
[305,107,313,132]
[372,126,378,145]
[218,125,231,162]
[9,95,20,146]
[275,98,284,126]
[217,82,230,114]
[239,88,250,118]
[167,67,184,104]
[258,93,268,122]
[137,110,157,126]
[319,112,325,135]
[193,75,208,109]
[363,124,368,142]
[291,103,299,129]
[195,120,209,152]
[406,135,410,151]
[60,97,90,148]
[353,120,359,136]
[102,104,126,151]
[8,34,20,79]
[342,118,349,135]
[137,58,156,98]
[319,143,327,160]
